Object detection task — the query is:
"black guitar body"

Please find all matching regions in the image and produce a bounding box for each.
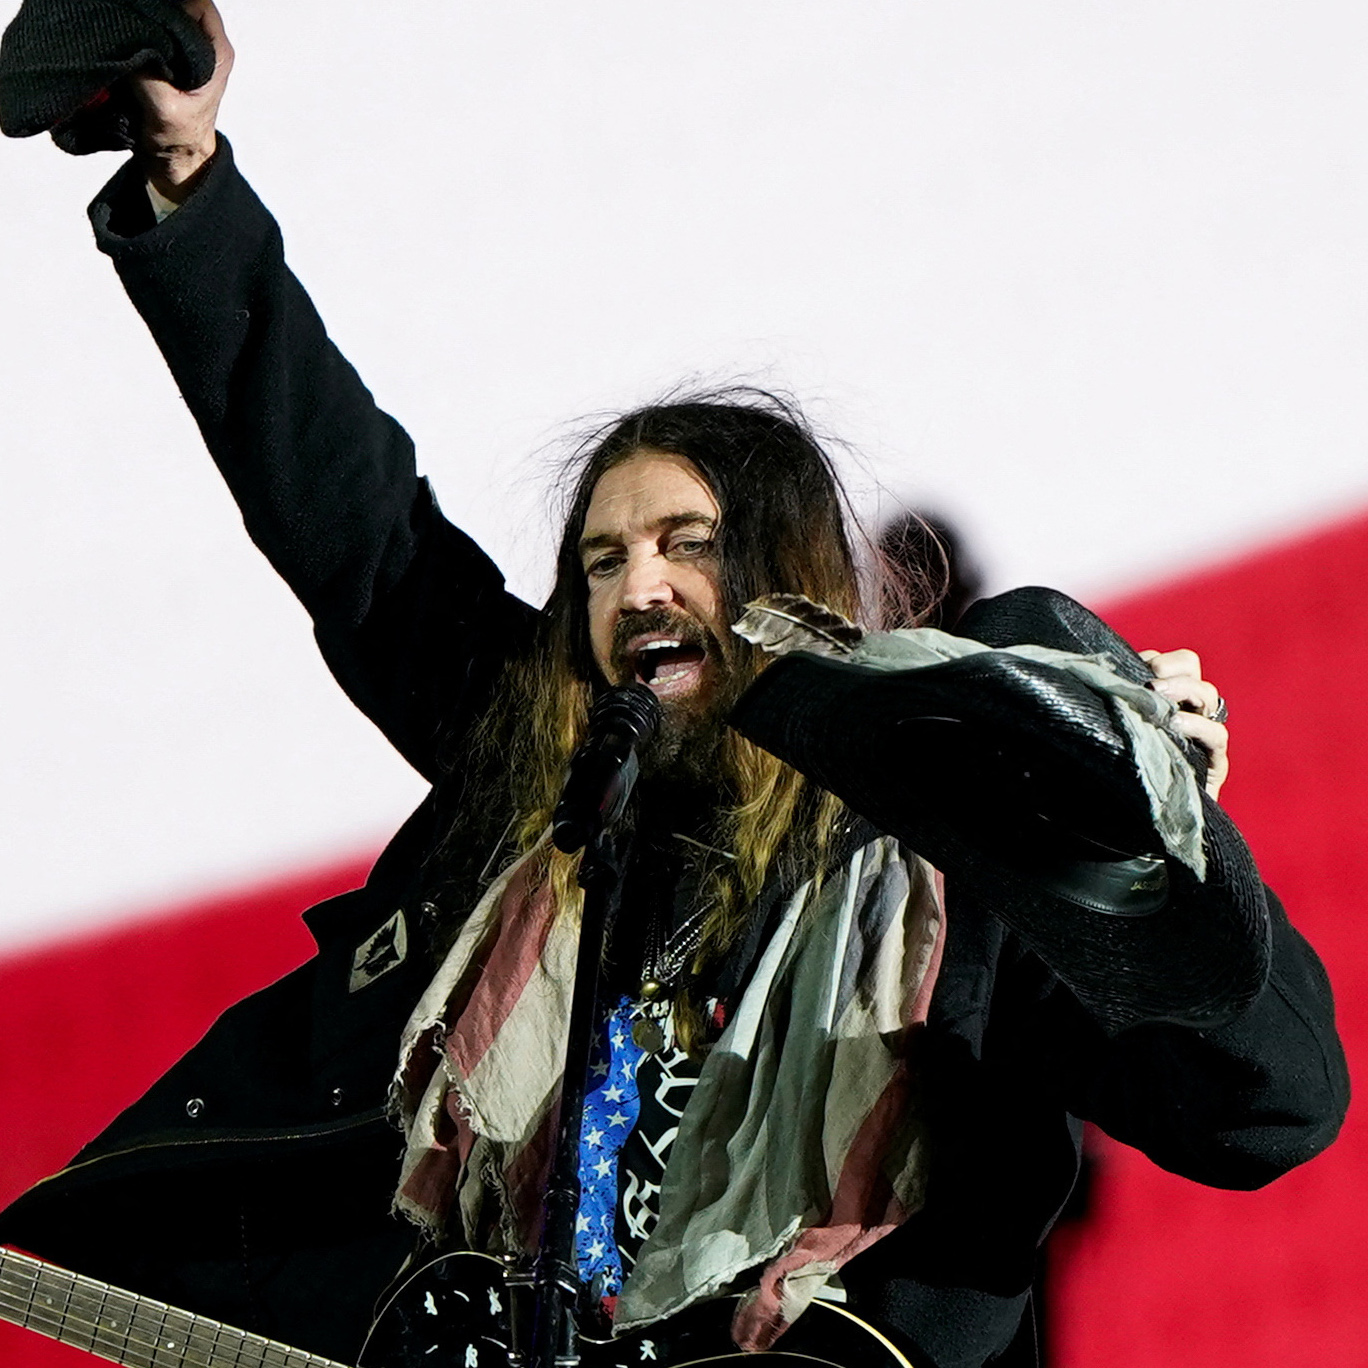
[358,1250,912,1368]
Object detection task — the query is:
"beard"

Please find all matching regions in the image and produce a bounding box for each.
[643,688,728,783]
[608,606,744,783]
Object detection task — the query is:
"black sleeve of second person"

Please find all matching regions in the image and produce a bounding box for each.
[86,137,539,779]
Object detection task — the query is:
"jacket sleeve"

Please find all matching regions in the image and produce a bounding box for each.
[87,137,538,781]
[1017,886,1350,1189]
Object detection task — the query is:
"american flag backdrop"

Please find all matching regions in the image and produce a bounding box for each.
[1,4,1365,1365]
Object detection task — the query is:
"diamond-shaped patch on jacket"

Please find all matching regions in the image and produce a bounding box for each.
[349,909,408,993]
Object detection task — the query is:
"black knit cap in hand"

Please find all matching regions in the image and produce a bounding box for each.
[0,0,214,154]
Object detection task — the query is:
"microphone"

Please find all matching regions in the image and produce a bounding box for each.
[552,684,663,854]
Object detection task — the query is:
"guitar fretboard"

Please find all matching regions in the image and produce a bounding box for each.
[0,1247,349,1368]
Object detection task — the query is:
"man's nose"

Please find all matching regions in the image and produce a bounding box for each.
[619,553,674,612]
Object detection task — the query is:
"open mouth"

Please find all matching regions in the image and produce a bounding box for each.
[627,635,709,698]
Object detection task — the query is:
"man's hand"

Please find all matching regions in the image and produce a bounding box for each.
[1140,647,1230,800]
[131,0,234,203]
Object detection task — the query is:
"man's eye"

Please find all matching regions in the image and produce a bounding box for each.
[670,538,714,557]
[586,555,624,578]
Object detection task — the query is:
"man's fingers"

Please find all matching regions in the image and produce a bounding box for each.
[186,0,233,86]
[134,0,231,105]
[1144,646,1230,795]
[1171,712,1227,751]
[1151,674,1221,717]
[1170,712,1230,799]
[132,0,232,195]
[1142,646,1226,719]
[193,0,232,61]
[1143,647,1203,680]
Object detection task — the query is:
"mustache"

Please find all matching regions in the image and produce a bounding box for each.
[608,607,723,676]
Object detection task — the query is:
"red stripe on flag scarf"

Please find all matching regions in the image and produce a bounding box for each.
[447,857,560,1077]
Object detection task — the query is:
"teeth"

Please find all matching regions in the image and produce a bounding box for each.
[638,639,682,652]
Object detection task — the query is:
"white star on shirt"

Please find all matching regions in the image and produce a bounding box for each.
[612,1031,626,1047]
[603,1084,625,1102]
[590,1061,610,1078]
[585,1127,604,1147]
[594,1157,612,1179]
[620,1060,633,1079]
[607,1110,629,1127]
[576,1214,590,1233]
[588,1240,606,1260]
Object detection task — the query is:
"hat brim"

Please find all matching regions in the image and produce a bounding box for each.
[729,590,1269,1033]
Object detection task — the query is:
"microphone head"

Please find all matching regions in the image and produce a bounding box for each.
[550,684,663,854]
[589,682,663,745]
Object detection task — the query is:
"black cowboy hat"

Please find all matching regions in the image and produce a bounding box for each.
[0,0,213,154]
[729,585,1269,1033]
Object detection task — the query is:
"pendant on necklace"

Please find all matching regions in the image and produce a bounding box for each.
[633,980,669,1054]
[632,1017,666,1054]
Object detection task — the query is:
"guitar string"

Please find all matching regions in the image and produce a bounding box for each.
[1,1299,232,1368]
[1,1320,327,1368]
[0,1311,322,1368]
[0,1280,344,1368]
[0,1261,345,1366]
[5,1265,547,1368]
[2,1261,898,1368]
[0,1284,885,1368]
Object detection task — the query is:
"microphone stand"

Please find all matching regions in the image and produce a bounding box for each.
[517,685,660,1368]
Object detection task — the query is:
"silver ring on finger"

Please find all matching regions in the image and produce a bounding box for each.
[1210,696,1228,725]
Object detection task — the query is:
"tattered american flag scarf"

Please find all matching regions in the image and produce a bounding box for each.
[391,833,945,1351]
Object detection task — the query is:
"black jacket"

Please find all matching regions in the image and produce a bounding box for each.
[0,140,1349,1368]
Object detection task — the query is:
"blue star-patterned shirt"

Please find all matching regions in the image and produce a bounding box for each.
[574,996,647,1299]
[574,994,708,1310]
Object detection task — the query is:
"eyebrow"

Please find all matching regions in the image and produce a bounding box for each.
[578,511,718,557]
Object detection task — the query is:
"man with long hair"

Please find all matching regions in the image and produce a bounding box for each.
[0,6,1347,1368]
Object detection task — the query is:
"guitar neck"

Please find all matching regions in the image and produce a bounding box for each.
[0,1247,349,1368]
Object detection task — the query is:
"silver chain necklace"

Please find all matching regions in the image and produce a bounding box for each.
[631,904,711,1055]
[629,830,728,1054]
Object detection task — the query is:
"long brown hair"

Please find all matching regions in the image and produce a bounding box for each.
[454,388,931,1042]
